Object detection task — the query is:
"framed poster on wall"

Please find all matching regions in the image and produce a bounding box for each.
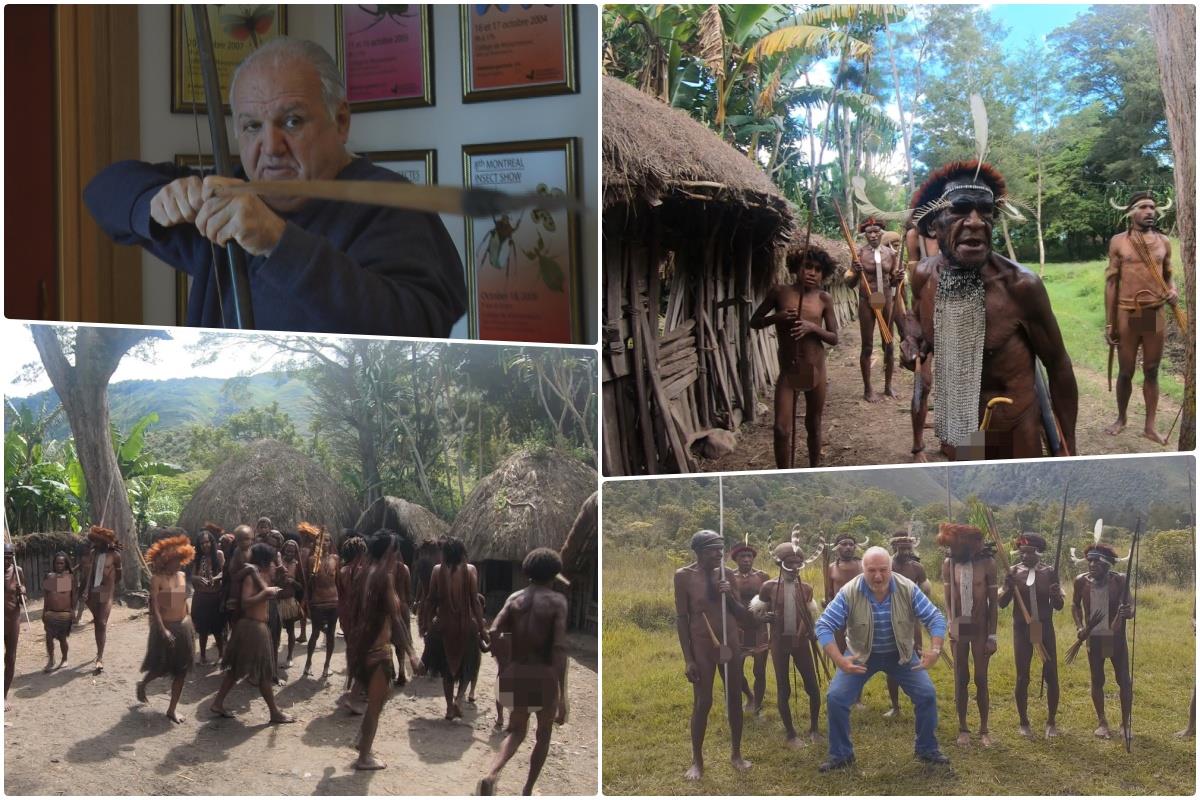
[462,138,580,343]
[335,5,434,111]
[360,149,438,185]
[460,5,577,102]
[171,5,288,113]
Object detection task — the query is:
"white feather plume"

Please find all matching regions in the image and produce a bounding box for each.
[971,93,988,181]
[851,174,910,222]
[1093,518,1103,545]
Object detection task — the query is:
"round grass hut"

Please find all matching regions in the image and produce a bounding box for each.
[354,495,450,589]
[603,76,805,476]
[177,439,360,534]
[450,448,597,618]
[559,491,597,632]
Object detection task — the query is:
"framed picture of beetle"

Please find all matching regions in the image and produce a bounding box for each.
[462,137,580,343]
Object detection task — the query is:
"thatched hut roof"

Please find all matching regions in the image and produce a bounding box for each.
[451,449,597,564]
[355,496,449,543]
[178,439,359,534]
[603,76,792,235]
[559,491,597,577]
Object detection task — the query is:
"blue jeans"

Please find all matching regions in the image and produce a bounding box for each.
[826,649,939,761]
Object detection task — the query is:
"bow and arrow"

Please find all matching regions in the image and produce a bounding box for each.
[181,5,583,332]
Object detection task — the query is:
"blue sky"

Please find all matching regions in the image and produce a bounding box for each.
[984,3,1088,47]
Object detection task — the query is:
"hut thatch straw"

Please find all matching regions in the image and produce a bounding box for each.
[603,75,792,233]
[177,439,359,534]
[560,491,597,577]
[451,449,597,563]
[354,495,449,570]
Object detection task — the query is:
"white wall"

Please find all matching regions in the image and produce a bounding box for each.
[137,3,598,342]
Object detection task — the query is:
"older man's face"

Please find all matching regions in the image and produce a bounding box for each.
[233,57,351,211]
[862,552,892,593]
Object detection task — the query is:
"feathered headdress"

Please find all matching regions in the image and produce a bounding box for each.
[144,534,195,572]
[857,216,886,233]
[202,521,224,536]
[936,522,983,551]
[1014,533,1048,552]
[87,525,121,550]
[1109,190,1172,217]
[1084,543,1119,565]
[297,522,322,540]
[909,160,1027,233]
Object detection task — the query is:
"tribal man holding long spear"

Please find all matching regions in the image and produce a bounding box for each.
[673,530,753,780]
[1072,540,1135,740]
[1104,192,1180,444]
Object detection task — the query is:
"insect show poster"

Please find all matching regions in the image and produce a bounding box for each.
[464,139,579,343]
[337,5,433,109]
[172,5,286,113]
[462,5,575,99]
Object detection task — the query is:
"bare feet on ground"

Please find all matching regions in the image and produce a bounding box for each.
[955,730,971,746]
[1104,418,1126,436]
[731,756,752,771]
[683,763,703,781]
[1141,426,1168,444]
[355,753,386,770]
[980,732,994,747]
[1094,723,1111,739]
[1017,724,1032,738]
[1045,723,1060,738]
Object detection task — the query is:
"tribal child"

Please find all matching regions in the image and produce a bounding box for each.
[137,534,196,723]
[222,525,254,624]
[5,542,24,704]
[1104,192,1179,444]
[846,217,903,402]
[729,542,769,715]
[885,532,933,718]
[191,524,226,664]
[1071,542,1134,740]
[997,533,1064,738]
[426,536,485,720]
[263,529,287,681]
[751,542,822,747]
[939,523,998,746]
[336,535,369,715]
[209,542,294,723]
[42,551,74,672]
[673,530,753,780]
[477,548,569,796]
[477,592,512,727]
[750,242,839,467]
[277,539,305,667]
[346,530,410,770]
[300,523,340,679]
[901,160,1077,460]
[76,526,123,673]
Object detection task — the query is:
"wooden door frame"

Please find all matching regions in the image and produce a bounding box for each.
[55,5,142,323]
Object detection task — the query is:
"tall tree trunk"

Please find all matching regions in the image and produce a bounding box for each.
[1150,5,1196,450]
[883,9,914,194]
[31,326,164,590]
[1036,162,1046,273]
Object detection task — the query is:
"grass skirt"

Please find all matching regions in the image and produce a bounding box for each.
[222,618,275,685]
[140,617,195,677]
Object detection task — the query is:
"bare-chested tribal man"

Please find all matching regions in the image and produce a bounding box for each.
[1072,542,1135,740]
[728,541,769,715]
[939,523,998,747]
[76,526,123,673]
[1105,191,1179,444]
[477,548,569,795]
[847,218,903,402]
[902,160,1077,460]
[998,533,1063,738]
[674,530,753,780]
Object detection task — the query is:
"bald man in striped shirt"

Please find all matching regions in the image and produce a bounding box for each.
[815,546,949,772]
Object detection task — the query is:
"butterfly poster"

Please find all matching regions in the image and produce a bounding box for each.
[336,5,434,111]
[463,138,581,343]
[171,5,288,113]
[460,5,577,103]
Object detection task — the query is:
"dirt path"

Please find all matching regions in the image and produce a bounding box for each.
[4,600,597,796]
[701,319,1183,472]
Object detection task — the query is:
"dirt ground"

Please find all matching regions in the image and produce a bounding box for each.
[701,318,1183,472]
[3,599,597,796]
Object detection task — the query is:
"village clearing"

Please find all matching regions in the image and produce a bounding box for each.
[4,599,597,796]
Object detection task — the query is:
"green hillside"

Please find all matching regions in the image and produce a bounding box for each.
[5,373,313,440]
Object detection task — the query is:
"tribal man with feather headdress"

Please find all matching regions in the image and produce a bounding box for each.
[1104,191,1179,444]
[901,160,1078,461]
[845,217,903,402]
[76,525,123,674]
[750,541,823,747]
[998,532,1064,738]
[1072,539,1135,740]
[939,523,998,747]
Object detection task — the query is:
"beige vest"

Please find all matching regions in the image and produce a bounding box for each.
[842,573,918,664]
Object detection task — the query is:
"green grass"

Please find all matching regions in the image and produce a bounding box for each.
[602,547,1196,795]
[1039,254,1185,404]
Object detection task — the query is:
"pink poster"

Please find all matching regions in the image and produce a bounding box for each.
[340,5,432,108]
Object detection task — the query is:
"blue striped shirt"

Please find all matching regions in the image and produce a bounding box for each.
[816,576,947,650]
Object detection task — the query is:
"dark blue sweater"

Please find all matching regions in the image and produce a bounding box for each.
[84,157,466,336]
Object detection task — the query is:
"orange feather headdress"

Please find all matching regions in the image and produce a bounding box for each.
[87,525,121,549]
[936,522,984,552]
[145,534,195,572]
[297,522,322,540]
